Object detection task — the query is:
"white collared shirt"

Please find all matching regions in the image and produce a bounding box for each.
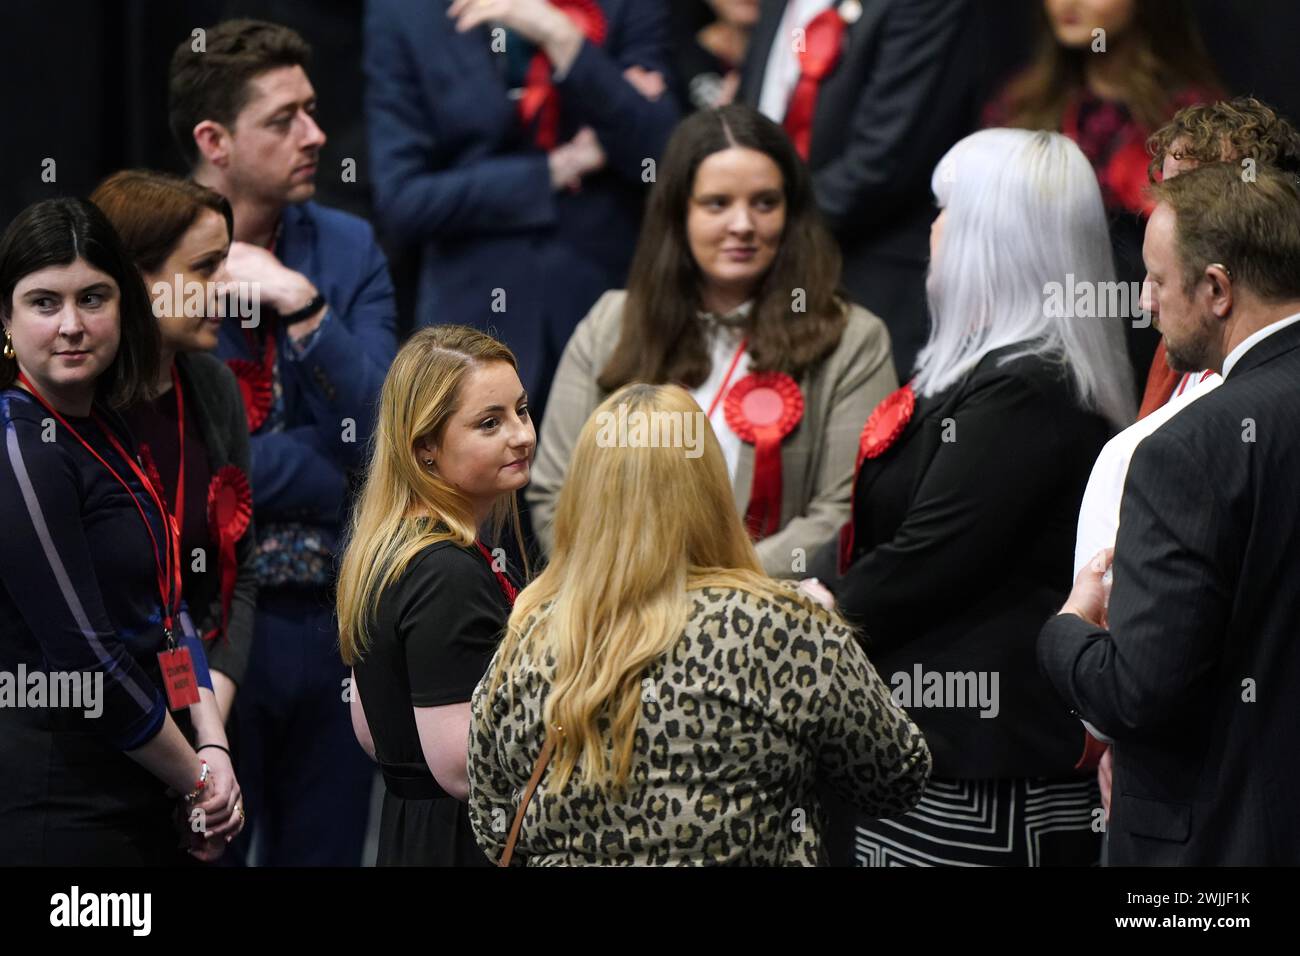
[689,317,751,481]
[756,0,838,124]
[1073,370,1222,578]
[1220,310,1300,378]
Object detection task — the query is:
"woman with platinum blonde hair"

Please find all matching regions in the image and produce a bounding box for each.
[808,128,1134,867]
[468,383,931,865]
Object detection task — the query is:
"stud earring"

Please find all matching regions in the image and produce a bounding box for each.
[422,458,434,467]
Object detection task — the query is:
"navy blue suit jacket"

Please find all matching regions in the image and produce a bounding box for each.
[215,200,398,533]
[364,0,678,404]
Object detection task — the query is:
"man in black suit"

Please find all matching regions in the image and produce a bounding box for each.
[737,0,975,378]
[1039,162,1300,865]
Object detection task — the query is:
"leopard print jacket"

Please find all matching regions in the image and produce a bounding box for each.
[467,584,932,865]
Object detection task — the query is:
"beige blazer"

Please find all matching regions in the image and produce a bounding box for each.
[528,290,898,577]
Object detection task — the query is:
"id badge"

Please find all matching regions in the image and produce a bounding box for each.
[158,646,201,710]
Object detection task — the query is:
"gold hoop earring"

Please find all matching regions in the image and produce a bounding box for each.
[2,330,14,361]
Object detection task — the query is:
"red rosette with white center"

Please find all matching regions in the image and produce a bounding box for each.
[206,465,253,642]
[226,358,273,433]
[518,0,608,151]
[724,371,803,540]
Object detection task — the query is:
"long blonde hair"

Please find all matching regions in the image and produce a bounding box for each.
[486,383,833,792]
[337,326,525,665]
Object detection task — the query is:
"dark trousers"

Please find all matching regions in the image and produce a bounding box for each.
[230,587,375,866]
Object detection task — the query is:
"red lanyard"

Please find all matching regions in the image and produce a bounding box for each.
[707,337,748,419]
[475,541,518,606]
[17,373,183,639]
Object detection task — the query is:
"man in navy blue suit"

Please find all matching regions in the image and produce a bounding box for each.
[364,0,678,417]
[169,19,398,866]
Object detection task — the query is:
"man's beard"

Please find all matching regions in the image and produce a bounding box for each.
[1164,315,1218,374]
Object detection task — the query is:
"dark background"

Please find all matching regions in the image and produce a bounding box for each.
[2,0,1296,328]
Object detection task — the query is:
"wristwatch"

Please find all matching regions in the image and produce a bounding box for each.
[280,292,326,325]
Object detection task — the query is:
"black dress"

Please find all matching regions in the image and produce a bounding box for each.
[815,349,1111,866]
[0,388,194,865]
[352,538,513,866]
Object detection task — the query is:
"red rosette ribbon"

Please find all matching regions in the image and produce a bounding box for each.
[518,0,607,151]
[206,465,253,641]
[857,382,915,466]
[724,371,803,540]
[226,358,273,433]
[839,382,916,573]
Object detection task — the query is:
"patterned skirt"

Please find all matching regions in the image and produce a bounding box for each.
[850,776,1102,867]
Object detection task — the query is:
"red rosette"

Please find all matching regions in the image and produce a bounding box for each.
[857,382,915,466]
[226,358,273,433]
[723,371,803,540]
[518,0,608,151]
[840,382,916,574]
[206,465,253,642]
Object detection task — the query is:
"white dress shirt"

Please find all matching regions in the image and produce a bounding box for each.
[756,0,838,124]
[689,309,753,482]
[1073,371,1222,578]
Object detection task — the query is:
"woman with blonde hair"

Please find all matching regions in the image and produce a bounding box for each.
[338,326,534,866]
[468,383,930,866]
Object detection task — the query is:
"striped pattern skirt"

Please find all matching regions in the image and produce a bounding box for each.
[850,776,1102,867]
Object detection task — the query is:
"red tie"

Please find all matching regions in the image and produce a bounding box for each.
[782,8,845,160]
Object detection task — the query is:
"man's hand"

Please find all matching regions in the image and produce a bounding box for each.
[548,126,606,191]
[623,65,666,101]
[225,242,319,319]
[1059,547,1114,628]
[448,0,584,74]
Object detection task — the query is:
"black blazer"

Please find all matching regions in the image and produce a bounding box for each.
[818,347,1111,778]
[1039,319,1300,865]
[738,0,976,376]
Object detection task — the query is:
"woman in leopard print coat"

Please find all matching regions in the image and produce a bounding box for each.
[467,384,931,865]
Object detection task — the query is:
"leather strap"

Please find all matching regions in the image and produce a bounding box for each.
[499,733,556,867]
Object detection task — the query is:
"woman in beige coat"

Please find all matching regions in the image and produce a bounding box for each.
[529,104,896,577]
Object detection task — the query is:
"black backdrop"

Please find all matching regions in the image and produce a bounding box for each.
[2,0,1297,329]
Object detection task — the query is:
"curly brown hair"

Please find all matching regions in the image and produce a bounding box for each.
[1146,97,1300,180]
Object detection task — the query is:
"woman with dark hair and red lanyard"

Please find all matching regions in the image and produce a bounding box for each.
[0,198,243,864]
[91,170,257,728]
[337,326,533,866]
